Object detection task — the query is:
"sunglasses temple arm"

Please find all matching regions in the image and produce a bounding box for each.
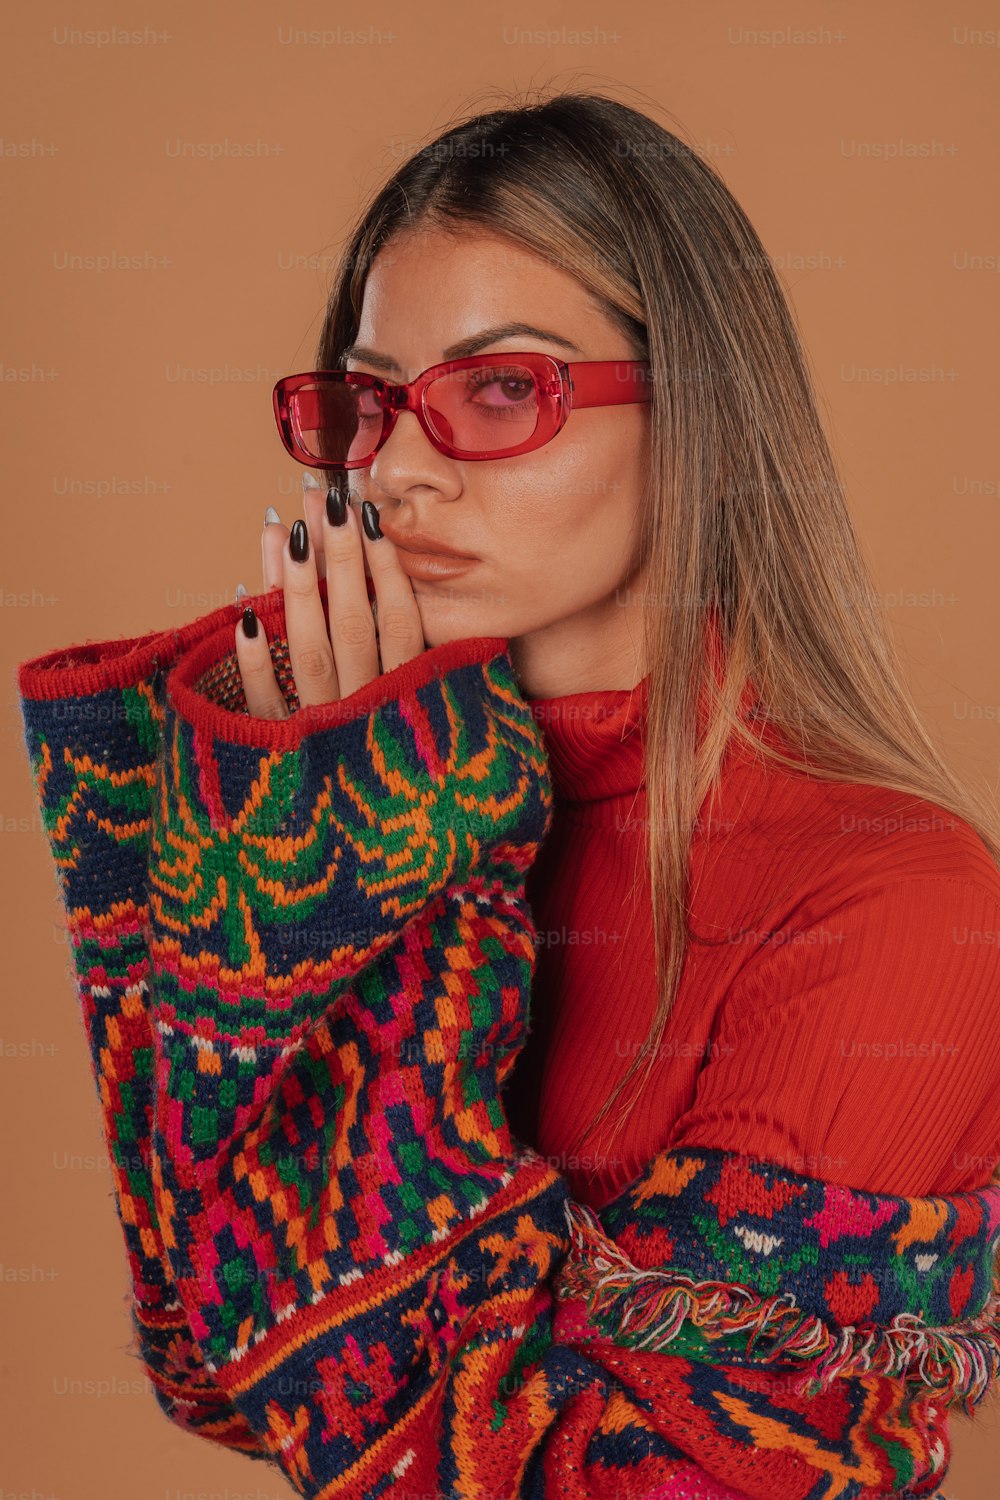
[566,361,653,408]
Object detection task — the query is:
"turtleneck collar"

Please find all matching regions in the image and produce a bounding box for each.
[520,609,756,804]
[524,673,649,802]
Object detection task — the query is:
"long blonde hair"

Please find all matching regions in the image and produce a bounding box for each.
[312,84,1000,1165]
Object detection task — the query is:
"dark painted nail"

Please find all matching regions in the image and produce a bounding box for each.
[290,518,309,562]
[361,501,382,540]
[325,486,347,526]
[241,605,258,639]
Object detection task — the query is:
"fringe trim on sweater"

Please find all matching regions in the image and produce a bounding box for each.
[556,1201,1000,1414]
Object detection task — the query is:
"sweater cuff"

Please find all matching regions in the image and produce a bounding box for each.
[16,573,510,721]
[167,573,514,747]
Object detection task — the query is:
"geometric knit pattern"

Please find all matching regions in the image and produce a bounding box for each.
[17,580,1000,1500]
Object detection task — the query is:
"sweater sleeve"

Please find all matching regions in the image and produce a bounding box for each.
[16,598,274,1457]
[668,877,1000,1196]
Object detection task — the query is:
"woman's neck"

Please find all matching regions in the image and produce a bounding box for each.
[506,558,651,700]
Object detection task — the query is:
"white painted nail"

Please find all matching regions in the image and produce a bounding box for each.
[264,506,281,525]
[235,582,248,602]
[301,472,322,491]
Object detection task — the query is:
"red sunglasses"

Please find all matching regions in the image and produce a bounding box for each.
[272,352,652,470]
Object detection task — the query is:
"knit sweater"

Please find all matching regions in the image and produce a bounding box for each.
[509,665,1000,1210]
[16,580,1000,1500]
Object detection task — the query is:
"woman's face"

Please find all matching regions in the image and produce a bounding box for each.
[347,225,652,697]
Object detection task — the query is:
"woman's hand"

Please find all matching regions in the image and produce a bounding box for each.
[234,480,425,719]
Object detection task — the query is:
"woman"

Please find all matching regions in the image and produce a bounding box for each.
[18,91,1000,1499]
[238,89,1000,1210]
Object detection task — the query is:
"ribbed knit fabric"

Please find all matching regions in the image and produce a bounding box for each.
[508,654,1000,1212]
[16,585,1000,1500]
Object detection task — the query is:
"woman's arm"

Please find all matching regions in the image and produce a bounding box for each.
[17,601,275,1455]
[667,875,1000,1196]
[20,584,1000,1500]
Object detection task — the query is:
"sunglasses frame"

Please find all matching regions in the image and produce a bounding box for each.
[272,351,653,470]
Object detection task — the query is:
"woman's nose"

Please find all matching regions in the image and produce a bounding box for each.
[369,407,455,488]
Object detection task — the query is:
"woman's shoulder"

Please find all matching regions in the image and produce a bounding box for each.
[699,725,1000,919]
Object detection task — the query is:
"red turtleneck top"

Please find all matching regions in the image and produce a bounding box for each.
[502,669,1000,1212]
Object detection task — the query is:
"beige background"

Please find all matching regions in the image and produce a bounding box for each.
[3,2,998,1496]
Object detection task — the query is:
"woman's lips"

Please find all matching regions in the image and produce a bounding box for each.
[394,549,478,581]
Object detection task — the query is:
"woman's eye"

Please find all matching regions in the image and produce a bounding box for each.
[469,373,535,406]
[356,388,382,417]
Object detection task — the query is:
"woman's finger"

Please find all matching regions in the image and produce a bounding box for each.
[301,475,329,581]
[234,605,290,720]
[359,500,426,678]
[301,478,374,586]
[320,487,380,700]
[262,507,288,591]
[282,519,340,708]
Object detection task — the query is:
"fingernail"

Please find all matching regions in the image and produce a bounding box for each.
[361,500,382,540]
[235,582,248,602]
[290,518,309,562]
[241,605,258,639]
[264,505,281,526]
[301,473,322,491]
[325,486,347,527]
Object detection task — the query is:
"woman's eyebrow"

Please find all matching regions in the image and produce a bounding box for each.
[340,321,584,373]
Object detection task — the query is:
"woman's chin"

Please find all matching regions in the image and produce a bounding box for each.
[414,592,485,647]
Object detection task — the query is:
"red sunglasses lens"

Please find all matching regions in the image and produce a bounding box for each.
[424,363,541,454]
[282,363,544,465]
[284,379,383,466]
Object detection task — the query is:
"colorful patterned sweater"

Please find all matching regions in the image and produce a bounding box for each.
[16,580,1000,1500]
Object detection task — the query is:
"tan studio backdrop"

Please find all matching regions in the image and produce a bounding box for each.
[2,2,998,1497]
